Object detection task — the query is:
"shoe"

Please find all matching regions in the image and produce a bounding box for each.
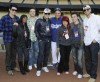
[14,67,20,72]
[42,67,49,72]
[77,74,82,79]
[51,63,57,69]
[28,65,32,70]
[34,64,37,68]
[57,72,61,75]
[88,78,96,82]
[7,70,13,76]
[65,71,69,74]
[73,71,77,75]
[36,71,41,76]
[83,74,90,78]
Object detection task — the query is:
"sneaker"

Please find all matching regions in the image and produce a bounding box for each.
[73,71,77,75]
[83,74,90,78]
[14,67,20,72]
[77,74,82,79]
[36,71,41,76]
[51,63,57,69]
[7,70,13,75]
[65,71,69,74]
[28,65,32,70]
[57,72,61,75]
[34,64,37,68]
[42,67,49,72]
[88,78,96,82]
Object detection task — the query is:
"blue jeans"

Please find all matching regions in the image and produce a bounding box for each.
[72,45,83,75]
[28,40,39,66]
[84,42,99,79]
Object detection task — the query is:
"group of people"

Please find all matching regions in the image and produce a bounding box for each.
[0,4,100,82]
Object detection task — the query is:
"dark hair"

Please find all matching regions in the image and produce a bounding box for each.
[9,3,18,9]
[71,12,79,17]
[19,15,27,24]
[54,8,61,12]
[62,16,70,31]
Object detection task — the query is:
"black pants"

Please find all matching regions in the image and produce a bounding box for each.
[84,42,99,79]
[4,42,16,71]
[37,40,51,70]
[58,44,71,73]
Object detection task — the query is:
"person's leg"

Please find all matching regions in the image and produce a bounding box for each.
[84,45,91,75]
[33,40,39,68]
[90,42,99,79]
[64,45,71,72]
[4,42,12,71]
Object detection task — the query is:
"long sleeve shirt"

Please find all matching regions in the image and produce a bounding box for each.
[84,14,100,45]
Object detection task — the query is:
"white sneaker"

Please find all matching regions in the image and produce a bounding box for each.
[57,72,61,75]
[36,71,41,76]
[34,64,37,68]
[65,71,69,74]
[28,65,32,70]
[42,67,49,72]
[77,74,82,79]
[73,71,77,75]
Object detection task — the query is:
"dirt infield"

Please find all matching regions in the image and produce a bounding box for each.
[0,52,99,82]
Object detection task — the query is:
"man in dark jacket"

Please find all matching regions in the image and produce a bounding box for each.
[35,8,51,76]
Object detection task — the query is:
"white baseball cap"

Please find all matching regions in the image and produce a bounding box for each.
[83,5,91,10]
[43,8,51,13]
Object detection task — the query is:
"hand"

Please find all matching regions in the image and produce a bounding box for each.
[92,39,97,43]
[13,22,18,26]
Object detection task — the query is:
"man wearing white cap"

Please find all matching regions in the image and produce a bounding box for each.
[35,8,51,76]
[83,5,100,82]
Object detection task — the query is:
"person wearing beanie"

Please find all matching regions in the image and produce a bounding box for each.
[83,5,100,82]
[50,8,62,69]
[56,16,71,75]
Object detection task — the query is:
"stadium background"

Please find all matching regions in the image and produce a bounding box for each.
[0,0,100,82]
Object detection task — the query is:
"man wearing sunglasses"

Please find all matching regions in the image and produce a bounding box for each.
[35,8,51,76]
[0,4,19,75]
[83,5,100,82]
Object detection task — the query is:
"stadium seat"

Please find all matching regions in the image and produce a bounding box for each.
[93,0,100,4]
[37,0,47,4]
[0,0,10,2]
[23,0,35,4]
[58,0,69,5]
[11,0,23,3]
[48,0,57,4]
[71,0,81,5]
[81,0,93,5]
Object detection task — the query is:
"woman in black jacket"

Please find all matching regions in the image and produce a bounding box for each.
[15,15,30,75]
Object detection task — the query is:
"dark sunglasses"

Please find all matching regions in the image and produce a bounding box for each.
[45,13,50,15]
[11,9,17,11]
[83,8,90,12]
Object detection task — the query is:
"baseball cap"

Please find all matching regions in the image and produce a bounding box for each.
[43,8,51,13]
[54,8,61,12]
[83,5,91,10]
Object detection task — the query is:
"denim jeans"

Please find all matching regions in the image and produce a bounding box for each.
[28,40,39,66]
[84,42,99,79]
[37,40,51,70]
[72,45,83,75]
[17,47,29,62]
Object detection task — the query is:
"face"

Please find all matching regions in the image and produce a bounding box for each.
[83,8,91,16]
[22,17,27,23]
[29,9,36,17]
[43,13,50,19]
[62,21,68,27]
[9,7,17,16]
[55,11,61,19]
[71,14,78,23]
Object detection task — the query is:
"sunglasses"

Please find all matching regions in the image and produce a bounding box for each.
[83,8,90,12]
[45,13,50,15]
[11,9,17,11]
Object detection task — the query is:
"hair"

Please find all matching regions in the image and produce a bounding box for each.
[71,12,79,17]
[19,15,27,24]
[9,3,18,9]
[62,16,70,31]
[29,7,36,12]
